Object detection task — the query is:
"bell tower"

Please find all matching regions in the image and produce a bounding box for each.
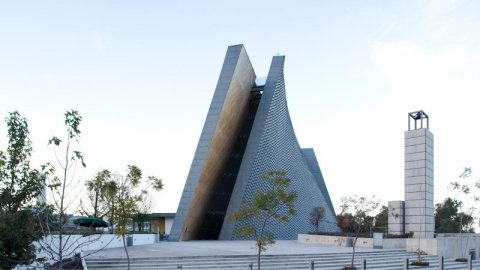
[404,110,434,238]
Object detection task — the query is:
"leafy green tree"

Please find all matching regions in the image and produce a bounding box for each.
[336,212,356,233]
[81,169,114,219]
[435,197,474,233]
[79,169,120,235]
[231,170,297,270]
[111,165,163,270]
[0,111,43,269]
[336,212,375,235]
[310,207,325,233]
[374,205,388,231]
[103,179,118,233]
[0,111,43,212]
[340,195,379,270]
[0,209,44,269]
[86,175,119,233]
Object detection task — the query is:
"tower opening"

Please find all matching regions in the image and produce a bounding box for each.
[195,90,262,240]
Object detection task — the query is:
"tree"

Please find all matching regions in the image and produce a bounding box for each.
[340,195,379,270]
[97,177,118,234]
[80,169,119,234]
[132,194,154,232]
[0,111,42,212]
[449,167,480,258]
[231,170,297,270]
[336,212,375,235]
[36,110,98,270]
[111,165,163,270]
[435,197,474,233]
[336,212,356,233]
[81,169,119,234]
[81,169,112,219]
[310,207,325,233]
[0,111,44,269]
[374,205,388,231]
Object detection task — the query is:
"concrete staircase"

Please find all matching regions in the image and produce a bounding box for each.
[85,250,480,269]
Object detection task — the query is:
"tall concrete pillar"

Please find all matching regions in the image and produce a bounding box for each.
[404,110,434,238]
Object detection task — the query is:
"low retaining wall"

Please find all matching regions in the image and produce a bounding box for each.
[12,234,156,270]
[299,233,369,247]
[438,234,480,259]
[35,233,156,258]
[383,238,406,249]
[406,238,437,255]
[406,234,480,259]
[300,234,480,258]
[298,234,406,249]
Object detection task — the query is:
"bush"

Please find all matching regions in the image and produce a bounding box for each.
[50,253,83,269]
[410,261,429,267]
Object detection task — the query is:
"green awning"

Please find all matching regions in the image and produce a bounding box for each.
[73,217,109,228]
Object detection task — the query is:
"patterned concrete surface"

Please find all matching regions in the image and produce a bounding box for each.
[88,240,381,258]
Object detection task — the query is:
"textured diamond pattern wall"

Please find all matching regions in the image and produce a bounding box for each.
[220,55,339,240]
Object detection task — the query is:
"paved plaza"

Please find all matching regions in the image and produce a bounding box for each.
[88,240,379,258]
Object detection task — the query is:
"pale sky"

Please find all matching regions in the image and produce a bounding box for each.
[1,1,480,217]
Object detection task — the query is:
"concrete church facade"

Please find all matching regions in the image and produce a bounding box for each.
[169,44,339,241]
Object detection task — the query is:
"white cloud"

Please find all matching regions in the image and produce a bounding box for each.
[371,41,480,107]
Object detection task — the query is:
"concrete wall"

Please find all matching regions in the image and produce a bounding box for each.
[170,44,256,241]
[298,234,370,247]
[35,234,155,259]
[437,234,480,259]
[404,128,434,238]
[405,234,480,258]
[298,234,480,258]
[301,148,336,217]
[383,238,407,249]
[388,200,405,235]
[298,234,406,249]
[406,238,437,255]
[165,218,174,234]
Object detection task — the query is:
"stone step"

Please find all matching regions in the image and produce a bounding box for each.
[85,250,415,263]
[87,250,409,261]
[86,261,480,270]
[85,251,480,270]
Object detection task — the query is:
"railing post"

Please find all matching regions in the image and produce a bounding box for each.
[468,254,472,270]
[310,260,314,270]
[438,256,444,270]
[361,259,366,270]
[403,258,409,270]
